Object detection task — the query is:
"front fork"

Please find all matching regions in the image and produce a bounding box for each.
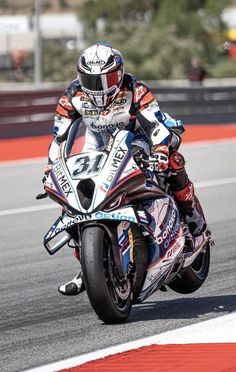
[72,222,137,296]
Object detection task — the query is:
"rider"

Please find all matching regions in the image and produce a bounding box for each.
[44,42,208,296]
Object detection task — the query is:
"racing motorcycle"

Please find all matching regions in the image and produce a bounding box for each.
[39,119,213,324]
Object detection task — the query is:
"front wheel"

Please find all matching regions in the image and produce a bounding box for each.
[168,243,210,294]
[81,226,132,324]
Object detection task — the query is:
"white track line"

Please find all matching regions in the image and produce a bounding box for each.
[196,176,236,188]
[23,312,236,372]
[0,176,236,217]
[0,204,59,217]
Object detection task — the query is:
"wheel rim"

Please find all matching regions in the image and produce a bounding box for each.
[104,237,131,312]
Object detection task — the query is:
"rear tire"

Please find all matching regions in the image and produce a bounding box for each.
[168,243,210,294]
[81,226,132,324]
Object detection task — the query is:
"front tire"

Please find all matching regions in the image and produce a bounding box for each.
[168,243,210,294]
[81,226,132,324]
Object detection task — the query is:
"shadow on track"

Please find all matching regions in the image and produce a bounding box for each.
[129,295,236,323]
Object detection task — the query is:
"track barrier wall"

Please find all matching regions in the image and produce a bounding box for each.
[0,85,236,140]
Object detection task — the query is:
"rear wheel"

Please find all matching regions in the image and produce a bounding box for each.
[81,226,132,324]
[168,243,210,294]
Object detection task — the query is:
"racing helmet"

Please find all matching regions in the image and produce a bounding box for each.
[77,43,124,108]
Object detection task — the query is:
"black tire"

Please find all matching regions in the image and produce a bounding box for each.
[132,229,149,303]
[168,243,210,294]
[81,226,132,324]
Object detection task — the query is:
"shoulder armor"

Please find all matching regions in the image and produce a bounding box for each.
[122,73,137,91]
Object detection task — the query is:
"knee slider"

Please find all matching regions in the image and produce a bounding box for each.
[169,150,185,170]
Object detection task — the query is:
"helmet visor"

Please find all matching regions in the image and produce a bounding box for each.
[78,70,120,94]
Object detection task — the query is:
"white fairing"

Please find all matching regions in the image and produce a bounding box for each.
[45,130,139,213]
[45,207,138,240]
[44,126,206,303]
[140,233,185,301]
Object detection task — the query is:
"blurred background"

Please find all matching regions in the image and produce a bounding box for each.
[0,4,236,371]
[0,0,236,148]
[0,0,236,85]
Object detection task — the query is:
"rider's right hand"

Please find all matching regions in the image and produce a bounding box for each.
[150,145,169,172]
[42,163,52,183]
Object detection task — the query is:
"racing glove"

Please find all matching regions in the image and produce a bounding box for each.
[36,164,52,200]
[149,144,169,172]
[42,163,52,183]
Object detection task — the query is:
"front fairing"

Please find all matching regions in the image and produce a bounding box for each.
[44,122,187,295]
[44,205,138,255]
[44,124,147,214]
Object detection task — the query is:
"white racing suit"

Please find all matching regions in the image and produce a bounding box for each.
[49,74,173,158]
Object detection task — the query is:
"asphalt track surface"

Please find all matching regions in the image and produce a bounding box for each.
[0,140,236,372]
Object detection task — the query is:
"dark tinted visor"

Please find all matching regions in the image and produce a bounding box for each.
[78,70,119,92]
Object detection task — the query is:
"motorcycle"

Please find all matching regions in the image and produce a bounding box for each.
[39,119,213,324]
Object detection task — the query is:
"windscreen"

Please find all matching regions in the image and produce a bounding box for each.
[65,119,113,158]
[64,120,110,180]
[65,120,86,158]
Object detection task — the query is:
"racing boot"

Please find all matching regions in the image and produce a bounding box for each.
[168,151,207,237]
[184,198,207,237]
[172,182,207,237]
[58,272,85,296]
